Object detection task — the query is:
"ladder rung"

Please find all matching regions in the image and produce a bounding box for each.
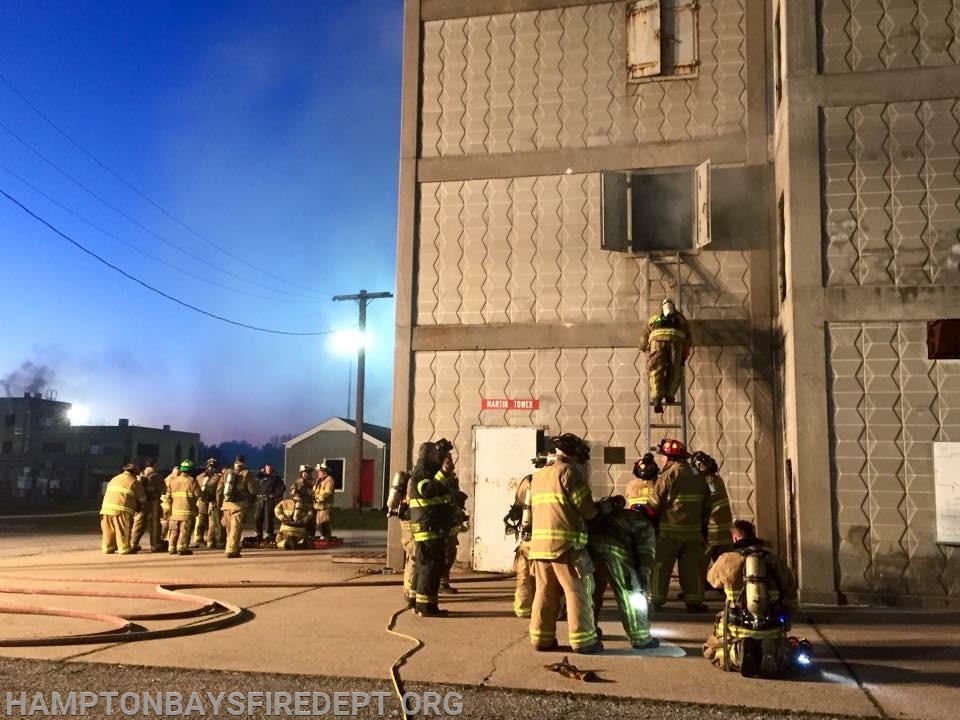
[650,402,682,407]
[650,423,683,429]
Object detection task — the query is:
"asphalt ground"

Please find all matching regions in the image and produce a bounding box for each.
[0,656,870,720]
[0,519,956,720]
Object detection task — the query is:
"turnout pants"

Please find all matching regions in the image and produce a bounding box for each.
[222,502,248,555]
[530,550,598,650]
[276,526,309,550]
[442,534,458,584]
[401,521,416,602]
[652,532,706,606]
[167,517,195,553]
[513,544,535,618]
[193,512,209,545]
[100,513,133,554]
[413,538,446,612]
[593,560,652,645]
[207,506,225,548]
[131,499,162,550]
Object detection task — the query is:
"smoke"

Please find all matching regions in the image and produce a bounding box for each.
[2,361,56,397]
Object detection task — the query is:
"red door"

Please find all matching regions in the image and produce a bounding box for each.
[361,459,375,505]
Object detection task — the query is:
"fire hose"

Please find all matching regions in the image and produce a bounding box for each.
[0,571,513,718]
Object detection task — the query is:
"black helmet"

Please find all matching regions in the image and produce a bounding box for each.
[633,452,659,480]
[692,451,718,475]
[551,433,589,461]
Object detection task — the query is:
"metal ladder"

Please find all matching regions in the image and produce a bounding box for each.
[643,252,689,451]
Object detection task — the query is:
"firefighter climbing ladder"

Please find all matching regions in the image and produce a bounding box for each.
[644,251,689,450]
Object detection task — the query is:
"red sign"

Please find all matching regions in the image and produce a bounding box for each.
[481,398,540,411]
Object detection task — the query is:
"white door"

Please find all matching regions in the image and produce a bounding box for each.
[472,426,539,572]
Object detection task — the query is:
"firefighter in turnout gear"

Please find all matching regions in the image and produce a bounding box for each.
[193,459,220,547]
[528,433,602,654]
[291,465,315,537]
[221,454,258,558]
[313,462,336,540]
[131,460,165,553]
[165,460,199,555]
[625,453,659,512]
[274,484,313,550]
[649,438,712,612]
[505,470,537,618]
[693,451,734,564]
[408,441,456,617]
[703,521,800,677]
[438,453,468,594]
[385,467,415,605]
[640,298,693,414]
[587,496,659,649]
[100,463,146,554]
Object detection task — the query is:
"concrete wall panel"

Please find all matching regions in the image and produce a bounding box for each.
[819,0,960,74]
[828,322,960,602]
[417,173,753,325]
[821,100,960,287]
[420,1,748,157]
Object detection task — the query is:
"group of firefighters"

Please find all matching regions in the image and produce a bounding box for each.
[389,433,804,679]
[99,454,338,558]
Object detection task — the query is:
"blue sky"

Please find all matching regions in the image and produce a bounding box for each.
[0,1,403,444]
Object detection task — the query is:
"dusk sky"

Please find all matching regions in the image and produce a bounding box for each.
[0,1,403,444]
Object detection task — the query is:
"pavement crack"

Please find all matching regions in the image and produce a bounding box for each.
[480,630,528,687]
[806,615,889,718]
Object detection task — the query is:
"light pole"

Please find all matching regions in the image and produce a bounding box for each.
[332,289,393,511]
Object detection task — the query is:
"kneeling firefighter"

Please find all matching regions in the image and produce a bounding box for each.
[587,495,659,649]
[703,520,807,678]
[274,483,314,550]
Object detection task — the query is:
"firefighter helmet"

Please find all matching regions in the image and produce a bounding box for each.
[633,452,659,480]
[551,433,589,461]
[657,438,688,459]
[179,459,195,472]
[691,451,718,474]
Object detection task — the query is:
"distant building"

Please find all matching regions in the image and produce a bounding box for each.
[0,393,200,501]
[284,417,390,509]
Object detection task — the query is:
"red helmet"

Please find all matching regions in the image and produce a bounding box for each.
[657,437,688,459]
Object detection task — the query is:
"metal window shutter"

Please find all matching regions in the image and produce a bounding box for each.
[670,1,699,76]
[601,172,630,252]
[695,160,712,249]
[627,0,662,80]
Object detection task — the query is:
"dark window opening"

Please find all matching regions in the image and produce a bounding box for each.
[42,441,66,454]
[631,169,694,252]
[325,458,345,492]
[1,441,12,454]
[4,413,14,427]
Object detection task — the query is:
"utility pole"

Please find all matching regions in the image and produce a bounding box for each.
[333,289,393,511]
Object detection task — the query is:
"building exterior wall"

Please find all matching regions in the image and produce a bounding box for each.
[284,431,388,508]
[393,0,776,573]
[819,1,960,74]
[419,1,749,155]
[777,0,960,605]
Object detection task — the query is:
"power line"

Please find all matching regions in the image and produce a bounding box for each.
[0,72,320,295]
[0,186,337,336]
[0,161,310,305]
[0,116,326,301]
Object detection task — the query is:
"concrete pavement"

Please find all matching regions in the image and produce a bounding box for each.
[0,527,956,719]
